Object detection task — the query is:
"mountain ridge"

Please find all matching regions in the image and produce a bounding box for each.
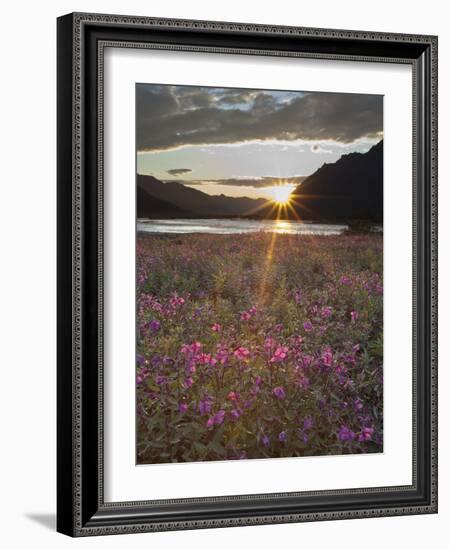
[137,140,383,221]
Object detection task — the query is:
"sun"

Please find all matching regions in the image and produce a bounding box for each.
[269,184,295,205]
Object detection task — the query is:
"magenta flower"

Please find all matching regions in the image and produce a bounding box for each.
[183,377,194,389]
[303,321,313,332]
[350,310,359,322]
[196,353,217,366]
[178,402,188,414]
[180,341,202,355]
[136,368,149,385]
[321,348,333,367]
[270,345,289,363]
[339,275,351,286]
[272,386,286,400]
[149,319,161,332]
[169,294,185,307]
[206,410,226,427]
[216,345,230,365]
[234,346,250,361]
[214,410,226,425]
[358,426,375,441]
[321,306,332,319]
[240,306,257,321]
[211,323,222,332]
[191,341,202,352]
[338,425,356,442]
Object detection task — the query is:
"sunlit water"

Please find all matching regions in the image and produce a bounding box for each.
[137,218,349,235]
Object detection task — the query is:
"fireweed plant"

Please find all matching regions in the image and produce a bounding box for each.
[136,232,383,463]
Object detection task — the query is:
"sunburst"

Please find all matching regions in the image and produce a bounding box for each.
[268,184,295,205]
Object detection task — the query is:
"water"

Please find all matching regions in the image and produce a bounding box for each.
[137,218,349,236]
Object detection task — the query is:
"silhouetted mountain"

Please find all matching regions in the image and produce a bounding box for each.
[137,185,192,218]
[137,174,269,218]
[290,140,383,221]
[137,141,382,221]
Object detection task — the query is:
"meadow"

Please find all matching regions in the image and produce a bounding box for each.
[136,231,383,464]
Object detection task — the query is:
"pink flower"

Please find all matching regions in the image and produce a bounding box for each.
[169,294,185,307]
[196,353,217,366]
[270,345,289,363]
[240,306,257,321]
[339,275,351,286]
[178,402,188,414]
[321,306,332,318]
[358,426,375,441]
[321,348,333,367]
[216,346,230,365]
[191,341,202,352]
[211,323,222,332]
[234,346,250,361]
[350,310,359,322]
[180,341,202,355]
[227,391,239,401]
[183,377,194,389]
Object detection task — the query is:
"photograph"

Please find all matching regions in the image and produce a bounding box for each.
[135,84,384,464]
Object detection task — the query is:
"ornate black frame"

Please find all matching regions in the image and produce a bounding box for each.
[57,12,438,537]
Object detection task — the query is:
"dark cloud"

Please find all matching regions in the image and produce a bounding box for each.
[216,91,256,105]
[170,176,307,188]
[166,168,192,176]
[136,84,383,151]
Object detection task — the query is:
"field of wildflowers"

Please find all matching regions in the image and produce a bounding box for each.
[136,231,383,463]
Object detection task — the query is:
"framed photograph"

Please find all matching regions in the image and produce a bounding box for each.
[57,12,438,536]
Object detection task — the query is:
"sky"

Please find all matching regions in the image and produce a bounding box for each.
[136,84,383,200]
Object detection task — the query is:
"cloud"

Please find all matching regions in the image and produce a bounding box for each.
[166,168,192,176]
[171,176,307,188]
[136,84,383,151]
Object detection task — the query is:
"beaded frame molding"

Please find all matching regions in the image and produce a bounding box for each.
[57,12,437,537]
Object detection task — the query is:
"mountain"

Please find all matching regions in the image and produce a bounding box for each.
[137,185,192,218]
[290,140,383,222]
[137,140,383,221]
[137,175,269,218]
